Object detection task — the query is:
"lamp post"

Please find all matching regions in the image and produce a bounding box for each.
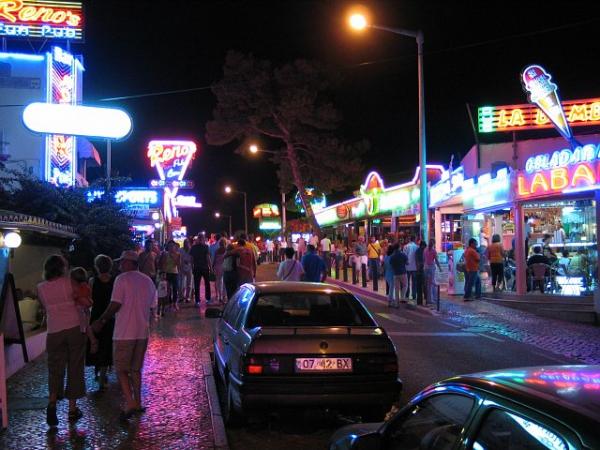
[349,13,429,241]
[224,185,248,236]
[215,212,233,238]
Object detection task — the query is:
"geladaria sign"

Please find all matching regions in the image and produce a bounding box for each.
[0,0,84,40]
[517,144,600,198]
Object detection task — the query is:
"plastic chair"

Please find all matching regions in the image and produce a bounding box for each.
[530,263,550,293]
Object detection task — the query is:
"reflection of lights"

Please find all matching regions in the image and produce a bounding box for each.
[508,413,567,450]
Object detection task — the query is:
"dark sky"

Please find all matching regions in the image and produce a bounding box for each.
[40,1,600,233]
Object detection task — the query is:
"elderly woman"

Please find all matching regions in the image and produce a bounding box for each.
[37,255,86,428]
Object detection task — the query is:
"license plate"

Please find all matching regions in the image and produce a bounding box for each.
[295,357,352,372]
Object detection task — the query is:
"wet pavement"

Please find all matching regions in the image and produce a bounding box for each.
[0,303,223,450]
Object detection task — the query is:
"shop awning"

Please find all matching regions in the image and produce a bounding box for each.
[0,210,78,239]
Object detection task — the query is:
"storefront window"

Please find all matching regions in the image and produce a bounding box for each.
[524,199,597,296]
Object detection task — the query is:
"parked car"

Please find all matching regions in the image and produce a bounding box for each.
[211,281,402,424]
[329,365,600,449]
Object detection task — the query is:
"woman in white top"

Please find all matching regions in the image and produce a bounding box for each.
[37,255,86,428]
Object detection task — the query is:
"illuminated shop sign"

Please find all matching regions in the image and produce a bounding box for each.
[149,179,194,189]
[429,167,465,207]
[462,168,511,211]
[294,188,326,213]
[259,218,282,231]
[173,195,202,208]
[253,203,280,218]
[478,97,600,133]
[521,64,573,143]
[315,166,443,226]
[147,140,197,223]
[0,0,83,41]
[517,144,600,198]
[45,46,82,187]
[86,189,161,207]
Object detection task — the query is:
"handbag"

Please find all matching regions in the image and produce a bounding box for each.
[456,255,466,273]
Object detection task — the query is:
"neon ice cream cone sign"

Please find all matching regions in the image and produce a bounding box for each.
[521,65,575,146]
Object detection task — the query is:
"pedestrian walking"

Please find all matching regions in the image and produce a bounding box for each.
[415,240,427,305]
[390,244,408,307]
[159,241,181,310]
[179,239,194,302]
[233,238,257,285]
[138,240,157,280]
[213,238,227,302]
[423,239,441,305]
[37,255,87,427]
[320,235,332,271]
[190,234,212,306]
[87,254,115,391]
[297,235,306,260]
[301,244,327,282]
[277,247,305,281]
[367,236,381,281]
[156,272,168,316]
[464,238,482,300]
[354,236,368,274]
[404,236,418,300]
[222,243,239,299]
[486,234,505,291]
[383,245,395,305]
[91,250,157,420]
[266,239,274,263]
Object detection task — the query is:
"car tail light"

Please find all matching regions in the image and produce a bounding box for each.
[243,355,281,375]
[246,364,263,374]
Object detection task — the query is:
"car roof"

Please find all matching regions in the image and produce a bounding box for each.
[439,365,600,427]
[247,281,350,295]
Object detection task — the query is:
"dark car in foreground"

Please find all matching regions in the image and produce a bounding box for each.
[211,281,402,424]
[329,365,600,450]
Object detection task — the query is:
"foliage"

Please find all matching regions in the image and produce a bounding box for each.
[0,170,134,268]
[206,51,367,234]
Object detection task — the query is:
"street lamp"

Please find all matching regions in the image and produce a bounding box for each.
[348,11,429,241]
[215,212,233,238]
[224,185,248,236]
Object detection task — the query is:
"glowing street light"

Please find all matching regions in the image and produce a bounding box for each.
[214,211,233,238]
[224,185,248,235]
[346,9,429,241]
[214,212,221,218]
[249,144,259,154]
[349,13,368,31]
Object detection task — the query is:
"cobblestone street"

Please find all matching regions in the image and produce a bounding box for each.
[0,304,222,450]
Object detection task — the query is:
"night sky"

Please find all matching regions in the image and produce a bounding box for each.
[17,0,600,234]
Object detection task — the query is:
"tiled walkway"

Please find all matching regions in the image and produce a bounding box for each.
[0,304,222,449]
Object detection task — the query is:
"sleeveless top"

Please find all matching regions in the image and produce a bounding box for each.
[90,276,115,321]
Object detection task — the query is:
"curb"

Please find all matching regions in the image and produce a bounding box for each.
[202,353,229,450]
[327,278,441,316]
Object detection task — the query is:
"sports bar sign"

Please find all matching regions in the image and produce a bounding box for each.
[0,0,83,41]
[478,97,600,133]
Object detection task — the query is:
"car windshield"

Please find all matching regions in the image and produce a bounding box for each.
[246,292,375,327]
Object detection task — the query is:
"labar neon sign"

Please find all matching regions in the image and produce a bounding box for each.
[0,0,84,41]
[478,97,600,133]
[517,144,600,198]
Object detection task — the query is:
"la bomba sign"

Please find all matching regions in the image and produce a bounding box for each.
[517,144,600,198]
[0,0,84,40]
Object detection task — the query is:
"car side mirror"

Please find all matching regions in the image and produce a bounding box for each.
[205,307,223,319]
[351,432,382,450]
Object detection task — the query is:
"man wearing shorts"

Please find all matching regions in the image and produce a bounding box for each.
[92,250,156,420]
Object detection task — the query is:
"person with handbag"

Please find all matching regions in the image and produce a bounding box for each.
[277,247,305,281]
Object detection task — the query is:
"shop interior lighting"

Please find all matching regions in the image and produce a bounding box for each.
[2,231,22,248]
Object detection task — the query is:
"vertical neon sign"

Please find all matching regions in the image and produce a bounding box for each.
[45,46,82,186]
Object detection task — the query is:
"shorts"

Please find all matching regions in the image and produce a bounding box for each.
[113,339,148,372]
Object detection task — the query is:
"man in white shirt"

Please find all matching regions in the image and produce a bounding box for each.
[403,236,418,300]
[92,250,157,420]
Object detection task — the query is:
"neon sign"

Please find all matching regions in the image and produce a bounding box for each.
[147,140,197,223]
[149,179,194,189]
[462,168,511,211]
[525,144,598,173]
[315,166,444,226]
[430,167,464,207]
[0,1,84,40]
[253,203,280,218]
[294,187,326,214]
[173,195,202,208]
[86,189,161,207]
[478,97,600,133]
[521,65,573,143]
[44,46,82,187]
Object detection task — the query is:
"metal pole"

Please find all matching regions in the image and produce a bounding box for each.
[281,191,287,235]
[106,139,111,192]
[417,31,428,243]
[243,192,248,236]
[228,215,232,238]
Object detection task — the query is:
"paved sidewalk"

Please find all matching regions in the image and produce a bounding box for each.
[330,276,600,365]
[0,304,227,449]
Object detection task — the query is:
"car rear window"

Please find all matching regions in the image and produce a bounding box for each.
[246,292,375,327]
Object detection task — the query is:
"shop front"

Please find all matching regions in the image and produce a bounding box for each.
[314,166,444,242]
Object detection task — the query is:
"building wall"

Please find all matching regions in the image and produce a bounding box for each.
[10,244,64,295]
[0,53,46,178]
